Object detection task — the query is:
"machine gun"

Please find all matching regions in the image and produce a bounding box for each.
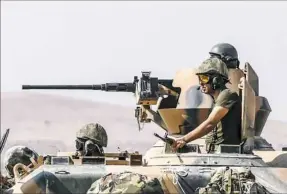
[0,128,10,154]
[22,72,181,131]
[22,71,179,106]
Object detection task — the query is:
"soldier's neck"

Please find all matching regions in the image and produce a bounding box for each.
[211,90,220,101]
[211,86,226,101]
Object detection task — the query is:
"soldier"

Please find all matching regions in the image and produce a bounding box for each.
[208,43,240,69]
[87,171,164,194]
[75,123,108,157]
[172,58,242,153]
[2,145,39,189]
[1,173,14,191]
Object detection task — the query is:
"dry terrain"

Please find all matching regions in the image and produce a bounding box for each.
[1,91,287,171]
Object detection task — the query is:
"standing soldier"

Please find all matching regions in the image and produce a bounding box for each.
[209,43,240,69]
[172,58,242,153]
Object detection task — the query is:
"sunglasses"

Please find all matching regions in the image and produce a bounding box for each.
[198,74,211,84]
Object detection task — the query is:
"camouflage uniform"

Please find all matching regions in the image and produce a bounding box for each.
[196,167,268,194]
[87,171,164,194]
[3,146,39,179]
[0,174,14,191]
[196,58,242,153]
[75,123,108,157]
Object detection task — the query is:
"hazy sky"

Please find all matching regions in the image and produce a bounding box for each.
[1,1,287,121]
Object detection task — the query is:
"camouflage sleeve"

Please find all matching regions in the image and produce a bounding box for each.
[214,89,239,109]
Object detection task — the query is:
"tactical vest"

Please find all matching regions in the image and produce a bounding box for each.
[205,89,242,153]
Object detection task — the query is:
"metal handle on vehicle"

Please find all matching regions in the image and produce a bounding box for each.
[55,170,70,174]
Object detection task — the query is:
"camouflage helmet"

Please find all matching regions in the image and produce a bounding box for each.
[76,123,108,147]
[196,58,229,79]
[4,145,39,178]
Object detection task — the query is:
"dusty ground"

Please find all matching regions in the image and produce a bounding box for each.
[1,91,286,171]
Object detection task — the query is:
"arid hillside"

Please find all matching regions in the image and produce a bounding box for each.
[1,92,164,154]
[1,91,287,170]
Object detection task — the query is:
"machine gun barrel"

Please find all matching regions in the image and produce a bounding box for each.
[0,128,10,154]
[154,133,175,145]
[22,83,136,92]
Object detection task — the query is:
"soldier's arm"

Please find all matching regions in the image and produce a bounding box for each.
[182,90,238,143]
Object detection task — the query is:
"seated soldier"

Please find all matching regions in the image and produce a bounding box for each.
[172,58,242,153]
[86,171,164,194]
[208,43,255,153]
[3,145,39,188]
[75,123,108,157]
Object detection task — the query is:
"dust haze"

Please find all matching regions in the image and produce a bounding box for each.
[1,92,286,153]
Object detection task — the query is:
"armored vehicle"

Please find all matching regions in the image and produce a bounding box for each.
[5,62,287,194]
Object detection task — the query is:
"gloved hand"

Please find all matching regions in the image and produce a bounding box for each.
[243,137,254,154]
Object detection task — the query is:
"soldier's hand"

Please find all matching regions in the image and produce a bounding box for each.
[243,137,254,154]
[172,138,187,151]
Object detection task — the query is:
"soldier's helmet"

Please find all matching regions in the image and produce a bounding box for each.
[76,123,108,147]
[4,146,39,178]
[209,43,239,68]
[196,58,229,80]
